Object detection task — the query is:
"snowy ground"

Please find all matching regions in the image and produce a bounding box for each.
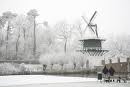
[0,75,130,87]
[0,75,96,86]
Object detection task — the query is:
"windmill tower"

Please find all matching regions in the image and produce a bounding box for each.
[78,11,108,56]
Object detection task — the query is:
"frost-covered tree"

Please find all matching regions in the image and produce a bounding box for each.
[78,53,86,70]
[36,23,56,56]
[0,16,5,46]
[27,9,39,57]
[1,11,17,59]
[12,15,31,59]
[70,52,79,70]
[55,21,73,53]
[39,54,49,71]
[56,53,69,70]
[106,34,130,57]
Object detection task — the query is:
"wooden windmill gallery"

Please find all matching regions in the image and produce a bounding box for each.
[78,11,109,56]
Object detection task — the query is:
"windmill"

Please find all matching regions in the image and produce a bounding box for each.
[78,11,108,56]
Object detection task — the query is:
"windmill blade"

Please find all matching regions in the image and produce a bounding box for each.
[94,24,99,38]
[95,25,98,38]
[88,24,95,33]
[89,11,97,23]
[83,25,88,33]
[81,16,89,25]
[81,16,95,33]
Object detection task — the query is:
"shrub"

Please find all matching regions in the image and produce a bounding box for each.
[0,63,26,75]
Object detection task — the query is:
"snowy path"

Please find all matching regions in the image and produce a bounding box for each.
[0,75,96,86]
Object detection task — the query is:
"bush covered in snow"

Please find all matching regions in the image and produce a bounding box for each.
[0,63,26,75]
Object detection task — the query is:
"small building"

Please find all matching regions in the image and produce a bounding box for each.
[103,58,130,74]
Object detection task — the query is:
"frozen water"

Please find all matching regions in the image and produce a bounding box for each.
[0,75,97,86]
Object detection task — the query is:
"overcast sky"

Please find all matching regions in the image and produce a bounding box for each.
[0,0,130,38]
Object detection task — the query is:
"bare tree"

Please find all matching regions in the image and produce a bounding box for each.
[55,21,73,53]
[74,20,87,39]
[75,21,84,38]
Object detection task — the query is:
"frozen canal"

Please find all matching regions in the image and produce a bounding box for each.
[0,75,130,87]
[7,82,130,87]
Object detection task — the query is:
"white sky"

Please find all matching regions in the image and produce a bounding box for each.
[0,0,130,37]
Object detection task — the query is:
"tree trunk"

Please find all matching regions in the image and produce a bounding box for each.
[81,66,83,70]
[0,34,4,57]
[73,63,76,70]
[61,64,64,70]
[33,16,36,57]
[23,28,26,53]
[6,22,9,59]
[86,60,89,69]
[64,39,67,53]
[43,64,47,71]
[51,64,53,70]
[16,34,20,59]
[0,34,3,46]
